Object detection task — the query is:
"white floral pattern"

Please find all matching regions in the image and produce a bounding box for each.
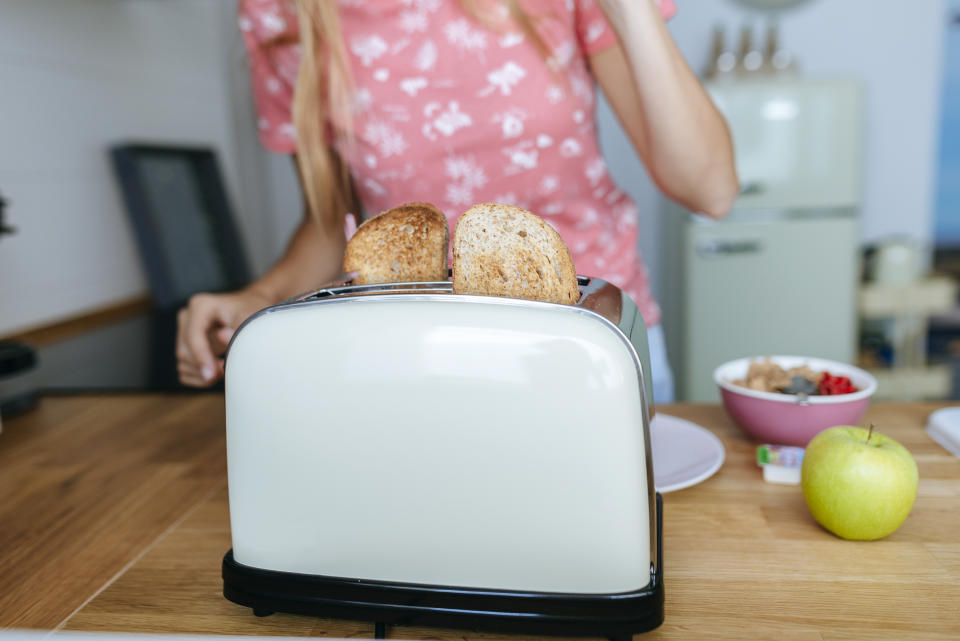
[399,10,428,33]
[483,61,527,96]
[492,108,528,139]
[351,88,373,113]
[414,40,438,71]
[350,35,388,66]
[259,9,286,34]
[539,175,559,194]
[422,101,473,140]
[399,77,429,97]
[499,32,525,48]
[545,84,565,105]
[363,120,408,157]
[559,137,583,157]
[444,155,488,206]
[444,18,488,52]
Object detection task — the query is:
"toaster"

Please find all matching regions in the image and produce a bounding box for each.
[221,276,663,640]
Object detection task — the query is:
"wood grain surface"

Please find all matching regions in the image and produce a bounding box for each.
[0,394,226,629]
[1,396,958,640]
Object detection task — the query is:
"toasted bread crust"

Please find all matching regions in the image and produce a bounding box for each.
[343,202,449,284]
[452,203,579,305]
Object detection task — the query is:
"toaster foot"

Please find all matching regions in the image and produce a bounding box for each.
[253,609,274,617]
[374,622,386,638]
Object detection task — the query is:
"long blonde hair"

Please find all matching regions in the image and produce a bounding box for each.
[292,0,554,232]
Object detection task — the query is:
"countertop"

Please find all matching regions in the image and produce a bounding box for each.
[1,396,958,640]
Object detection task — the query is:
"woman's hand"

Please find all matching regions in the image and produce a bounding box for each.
[173,152,350,388]
[176,288,274,387]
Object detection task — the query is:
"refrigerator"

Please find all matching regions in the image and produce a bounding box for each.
[661,78,864,402]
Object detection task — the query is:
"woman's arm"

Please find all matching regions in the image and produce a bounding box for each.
[253,153,348,301]
[590,0,738,219]
[176,155,347,386]
[245,210,346,304]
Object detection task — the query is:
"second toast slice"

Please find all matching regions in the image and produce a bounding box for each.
[452,203,579,305]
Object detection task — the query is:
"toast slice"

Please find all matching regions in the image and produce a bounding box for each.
[452,203,579,305]
[343,202,449,284]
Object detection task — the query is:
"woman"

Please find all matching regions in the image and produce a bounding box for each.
[177,0,738,401]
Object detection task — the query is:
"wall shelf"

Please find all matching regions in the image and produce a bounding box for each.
[859,276,959,400]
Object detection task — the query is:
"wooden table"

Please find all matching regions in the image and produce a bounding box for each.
[1,396,958,640]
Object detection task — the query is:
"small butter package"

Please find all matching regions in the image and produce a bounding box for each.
[757,444,805,485]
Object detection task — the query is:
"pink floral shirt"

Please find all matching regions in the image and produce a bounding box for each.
[238,0,676,326]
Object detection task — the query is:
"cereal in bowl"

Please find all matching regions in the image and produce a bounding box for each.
[733,359,858,396]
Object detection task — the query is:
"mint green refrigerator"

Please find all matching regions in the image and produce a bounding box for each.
[662,79,863,402]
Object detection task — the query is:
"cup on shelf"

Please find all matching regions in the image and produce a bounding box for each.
[868,238,923,286]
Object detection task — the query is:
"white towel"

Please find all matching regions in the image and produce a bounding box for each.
[927,407,960,458]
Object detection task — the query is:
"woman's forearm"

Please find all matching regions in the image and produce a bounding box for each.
[246,214,347,303]
[247,155,349,303]
[595,0,738,217]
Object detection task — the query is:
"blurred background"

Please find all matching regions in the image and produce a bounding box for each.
[1,0,958,412]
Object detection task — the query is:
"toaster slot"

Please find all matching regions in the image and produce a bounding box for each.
[292,274,595,306]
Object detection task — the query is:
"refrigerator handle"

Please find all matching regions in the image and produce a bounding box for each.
[696,238,764,259]
[738,181,766,196]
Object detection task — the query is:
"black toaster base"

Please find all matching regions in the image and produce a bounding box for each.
[222,496,664,639]
[223,555,662,639]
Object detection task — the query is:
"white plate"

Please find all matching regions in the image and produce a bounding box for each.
[650,414,726,493]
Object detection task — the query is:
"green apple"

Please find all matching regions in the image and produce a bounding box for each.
[801,425,918,541]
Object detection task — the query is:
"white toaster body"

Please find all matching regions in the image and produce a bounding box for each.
[222,278,663,638]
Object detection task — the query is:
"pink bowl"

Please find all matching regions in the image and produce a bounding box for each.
[713,356,877,447]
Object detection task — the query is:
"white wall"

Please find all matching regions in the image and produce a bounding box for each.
[596,0,947,300]
[0,0,271,336]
